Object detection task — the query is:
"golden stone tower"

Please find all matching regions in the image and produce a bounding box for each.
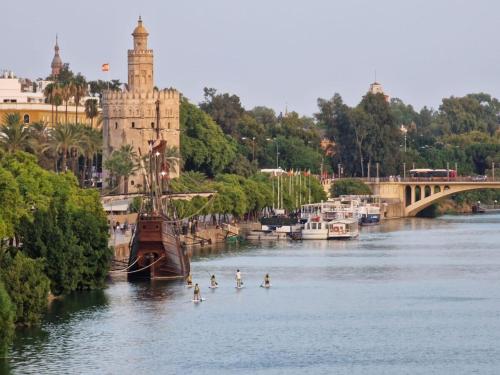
[102,17,180,193]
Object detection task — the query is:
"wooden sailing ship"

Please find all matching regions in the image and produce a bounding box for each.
[127,102,190,280]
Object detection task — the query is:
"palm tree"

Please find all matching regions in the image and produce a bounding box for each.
[0,113,31,153]
[44,123,83,172]
[81,126,102,185]
[84,99,99,128]
[104,144,138,194]
[43,83,55,126]
[164,146,181,176]
[29,121,53,169]
[53,84,63,125]
[73,74,88,124]
[60,82,73,124]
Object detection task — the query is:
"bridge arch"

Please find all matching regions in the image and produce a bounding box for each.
[405,186,412,207]
[424,185,431,198]
[405,183,500,217]
[415,186,421,202]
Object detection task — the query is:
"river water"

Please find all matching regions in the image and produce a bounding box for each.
[3,214,500,375]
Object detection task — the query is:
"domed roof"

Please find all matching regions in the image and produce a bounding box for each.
[51,54,62,68]
[51,36,63,68]
[132,16,149,36]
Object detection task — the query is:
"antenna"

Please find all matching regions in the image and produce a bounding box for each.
[374,69,377,83]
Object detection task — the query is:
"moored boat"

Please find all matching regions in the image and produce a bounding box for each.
[127,139,190,281]
[326,219,359,239]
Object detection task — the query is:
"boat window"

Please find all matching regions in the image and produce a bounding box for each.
[318,223,322,229]
[312,223,317,229]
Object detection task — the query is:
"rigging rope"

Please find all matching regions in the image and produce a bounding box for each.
[125,256,165,274]
[109,257,139,273]
[161,193,216,224]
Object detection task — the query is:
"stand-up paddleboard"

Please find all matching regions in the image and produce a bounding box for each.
[186,285,193,289]
[209,285,218,289]
[260,284,271,288]
[235,285,244,289]
[192,298,206,303]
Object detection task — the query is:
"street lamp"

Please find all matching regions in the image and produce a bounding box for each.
[400,125,408,153]
[241,136,256,162]
[266,138,279,168]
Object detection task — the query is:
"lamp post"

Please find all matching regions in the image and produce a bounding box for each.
[403,162,406,180]
[241,136,256,162]
[400,125,408,153]
[493,162,495,180]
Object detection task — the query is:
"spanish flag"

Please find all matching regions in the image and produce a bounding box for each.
[101,63,110,72]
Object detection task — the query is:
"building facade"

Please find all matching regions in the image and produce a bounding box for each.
[368,81,390,102]
[0,37,97,126]
[102,17,180,193]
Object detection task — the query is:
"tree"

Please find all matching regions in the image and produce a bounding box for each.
[331,179,372,197]
[0,113,32,153]
[72,74,88,123]
[104,144,138,193]
[84,99,99,128]
[45,123,83,172]
[437,94,500,136]
[199,87,245,136]
[358,93,401,176]
[60,81,73,124]
[81,127,102,185]
[0,280,15,355]
[181,98,237,177]
[0,251,50,326]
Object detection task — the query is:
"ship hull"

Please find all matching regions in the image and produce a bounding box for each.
[128,215,190,280]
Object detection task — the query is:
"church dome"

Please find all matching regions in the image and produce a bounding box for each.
[51,54,62,68]
[132,16,149,36]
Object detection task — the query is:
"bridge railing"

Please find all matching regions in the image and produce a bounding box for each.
[332,176,500,183]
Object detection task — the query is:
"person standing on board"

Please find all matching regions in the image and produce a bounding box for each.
[263,273,271,287]
[236,269,242,288]
[210,274,218,287]
[193,283,201,301]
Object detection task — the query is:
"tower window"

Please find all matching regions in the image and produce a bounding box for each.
[131,180,135,186]
[23,114,30,124]
[151,122,155,128]
[132,122,135,128]
[167,122,170,129]
[115,122,118,129]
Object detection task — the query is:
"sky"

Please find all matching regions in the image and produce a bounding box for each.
[2,0,500,116]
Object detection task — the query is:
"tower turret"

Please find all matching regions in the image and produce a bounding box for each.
[128,16,154,91]
[51,35,63,77]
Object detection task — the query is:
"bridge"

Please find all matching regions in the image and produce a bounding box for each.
[362,178,500,217]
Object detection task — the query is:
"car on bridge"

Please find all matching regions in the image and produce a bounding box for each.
[471,175,488,182]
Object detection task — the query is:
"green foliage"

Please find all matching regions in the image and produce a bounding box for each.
[0,167,24,245]
[199,87,245,136]
[331,179,372,197]
[0,113,32,153]
[0,280,15,355]
[317,93,400,176]
[129,196,142,213]
[0,251,50,326]
[104,144,138,193]
[0,152,112,296]
[180,98,237,177]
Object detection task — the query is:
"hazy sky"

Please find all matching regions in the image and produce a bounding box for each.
[2,0,500,116]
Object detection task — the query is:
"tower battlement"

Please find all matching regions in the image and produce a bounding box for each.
[102,17,181,193]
